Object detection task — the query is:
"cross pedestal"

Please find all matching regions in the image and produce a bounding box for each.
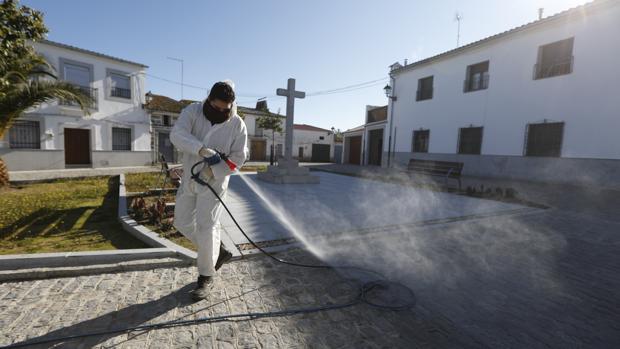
[257,78,320,184]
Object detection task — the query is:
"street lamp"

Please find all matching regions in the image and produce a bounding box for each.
[384,82,397,167]
[383,84,396,100]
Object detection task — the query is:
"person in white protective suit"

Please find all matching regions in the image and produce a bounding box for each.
[170,81,248,301]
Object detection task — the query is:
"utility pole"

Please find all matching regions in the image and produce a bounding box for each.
[167,57,184,99]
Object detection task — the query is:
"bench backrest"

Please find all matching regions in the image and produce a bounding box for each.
[408,159,464,177]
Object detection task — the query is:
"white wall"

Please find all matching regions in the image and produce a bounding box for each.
[293,129,335,161]
[387,3,620,161]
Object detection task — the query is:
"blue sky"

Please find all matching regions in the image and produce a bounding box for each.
[22,0,588,131]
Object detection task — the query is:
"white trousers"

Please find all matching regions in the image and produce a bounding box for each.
[173,178,228,276]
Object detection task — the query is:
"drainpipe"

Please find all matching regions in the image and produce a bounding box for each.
[386,73,396,168]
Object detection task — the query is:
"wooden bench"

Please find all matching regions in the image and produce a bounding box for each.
[158,155,183,188]
[407,159,464,190]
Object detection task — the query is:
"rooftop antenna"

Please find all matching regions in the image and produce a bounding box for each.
[454,12,463,47]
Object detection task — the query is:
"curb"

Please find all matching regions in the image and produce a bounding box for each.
[0,257,191,282]
[0,248,176,271]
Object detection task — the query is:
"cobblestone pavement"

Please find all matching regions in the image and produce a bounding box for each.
[0,249,477,349]
[1,173,619,348]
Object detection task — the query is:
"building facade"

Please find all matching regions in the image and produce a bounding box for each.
[342,105,387,166]
[144,93,193,164]
[0,40,151,171]
[385,0,620,187]
[292,124,335,162]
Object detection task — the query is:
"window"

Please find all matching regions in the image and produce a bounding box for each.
[464,61,489,92]
[60,59,97,109]
[163,115,171,126]
[412,130,429,153]
[525,122,564,157]
[416,76,433,101]
[109,71,131,99]
[458,127,483,154]
[63,62,91,87]
[9,120,40,149]
[534,38,574,79]
[276,144,283,157]
[112,127,131,151]
[151,115,162,126]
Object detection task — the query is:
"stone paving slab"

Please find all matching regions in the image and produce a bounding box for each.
[221,172,525,246]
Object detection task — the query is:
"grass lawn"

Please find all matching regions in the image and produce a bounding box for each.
[0,176,148,255]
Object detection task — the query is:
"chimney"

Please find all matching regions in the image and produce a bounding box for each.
[538,8,544,20]
[404,59,408,66]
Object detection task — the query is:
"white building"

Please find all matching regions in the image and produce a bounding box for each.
[342,105,387,166]
[143,93,193,164]
[384,0,620,187]
[240,101,335,162]
[292,124,335,162]
[238,102,286,162]
[0,40,151,170]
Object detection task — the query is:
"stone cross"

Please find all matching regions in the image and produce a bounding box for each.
[276,78,305,161]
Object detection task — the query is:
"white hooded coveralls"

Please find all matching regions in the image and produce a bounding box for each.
[170,101,248,276]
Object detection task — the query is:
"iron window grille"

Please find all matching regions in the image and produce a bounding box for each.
[59,84,98,110]
[412,130,430,153]
[112,127,132,151]
[109,72,131,99]
[9,120,40,149]
[111,87,131,99]
[524,121,564,157]
[534,38,574,79]
[458,126,483,155]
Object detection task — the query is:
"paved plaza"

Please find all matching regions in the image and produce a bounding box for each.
[221,172,530,246]
[1,171,619,348]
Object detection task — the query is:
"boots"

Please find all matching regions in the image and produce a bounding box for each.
[215,243,233,271]
[191,275,213,301]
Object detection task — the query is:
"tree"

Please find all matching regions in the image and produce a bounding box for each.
[256,107,283,165]
[0,0,93,187]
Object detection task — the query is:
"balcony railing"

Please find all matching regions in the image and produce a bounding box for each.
[416,88,433,101]
[111,87,131,99]
[59,85,98,110]
[534,56,574,80]
[463,73,490,92]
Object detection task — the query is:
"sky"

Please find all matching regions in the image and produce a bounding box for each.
[22,0,589,131]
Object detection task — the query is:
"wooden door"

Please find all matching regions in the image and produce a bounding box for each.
[348,136,361,165]
[250,140,266,161]
[64,128,91,165]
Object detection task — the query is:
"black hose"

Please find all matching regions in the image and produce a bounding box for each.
[1,162,416,349]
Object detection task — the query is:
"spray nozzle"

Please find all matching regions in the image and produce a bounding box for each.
[215,150,238,171]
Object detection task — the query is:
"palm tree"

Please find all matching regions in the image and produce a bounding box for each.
[0,54,93,187]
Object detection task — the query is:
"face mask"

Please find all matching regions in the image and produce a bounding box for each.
[203,100,231,125]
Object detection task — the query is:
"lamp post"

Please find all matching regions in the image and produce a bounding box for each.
[384,82,397,168]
